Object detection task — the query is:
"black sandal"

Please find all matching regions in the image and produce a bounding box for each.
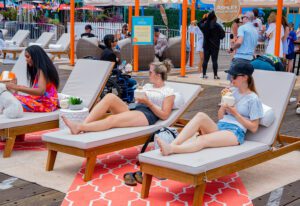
[123,172,137,186]
[133,171,143,184]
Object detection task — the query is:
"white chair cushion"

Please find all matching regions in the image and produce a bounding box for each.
[173,92,185,109]
[0,112,59,130]
[29,42,42,47]
[42,126,159,149]
[260,104,275,127]
[138,140,269,174]
[49,44,63,50]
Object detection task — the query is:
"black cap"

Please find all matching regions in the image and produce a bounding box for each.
[154,27,159,32]
[85,24,92,30]
[225,62,254,76]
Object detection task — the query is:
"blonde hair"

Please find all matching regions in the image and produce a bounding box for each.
[150,59,173,81]
[268,12,276,24]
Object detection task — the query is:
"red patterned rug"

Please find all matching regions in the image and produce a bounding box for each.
[62,147,253,206]
[0,130,55,151]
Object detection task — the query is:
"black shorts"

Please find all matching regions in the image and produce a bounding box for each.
[130,103,159,125]
[286,52,295,60]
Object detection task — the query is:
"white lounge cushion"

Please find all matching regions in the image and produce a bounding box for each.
[246,70,296,145]
[173,92,185,109]
[42,125,159,149]
[138,140,269,175]
[29,42,43,47]
[49,44,63,50]
[0,111,59,130]
[260,104,275,127]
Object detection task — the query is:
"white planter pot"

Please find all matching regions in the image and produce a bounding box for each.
[68,104,84,110]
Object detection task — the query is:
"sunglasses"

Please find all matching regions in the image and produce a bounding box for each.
[232,74,245,80]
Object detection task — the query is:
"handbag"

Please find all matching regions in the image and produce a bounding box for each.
[136,127,178,165]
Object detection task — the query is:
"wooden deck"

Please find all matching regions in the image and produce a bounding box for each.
[0,173,64,206]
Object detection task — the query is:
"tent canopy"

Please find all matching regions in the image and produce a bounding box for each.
[201,0,300,7]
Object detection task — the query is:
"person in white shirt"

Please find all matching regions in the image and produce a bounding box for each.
[252,9,263,41]
[62,60,175,134]
[188,20,204,72]
[154,27,168,62]
[265,12,284,57]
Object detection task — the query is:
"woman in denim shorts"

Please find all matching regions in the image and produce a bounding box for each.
[157,62,264,156]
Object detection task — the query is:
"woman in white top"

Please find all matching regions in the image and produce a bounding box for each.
[62,60,175,134]
[265,12,284,57]
[188,20,204,72]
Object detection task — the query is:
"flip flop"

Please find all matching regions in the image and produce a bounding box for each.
[133,171,143,184]
[123,172,137,186]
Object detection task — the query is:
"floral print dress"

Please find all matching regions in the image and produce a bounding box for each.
[14,76,58,112]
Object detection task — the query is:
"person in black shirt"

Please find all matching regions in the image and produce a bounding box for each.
[200,11,225,79]
[81,24,96,38]
[100,34,119,69]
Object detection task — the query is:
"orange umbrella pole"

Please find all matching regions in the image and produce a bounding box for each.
[274,0,283,56]
[70,0,75,66]
[128,6,133,32]
[189,0,196,67]
[181,0,188,77]
[133,0,140,72]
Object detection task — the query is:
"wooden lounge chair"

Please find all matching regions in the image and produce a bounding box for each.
[0,59,114,158]
[42,82,203,182]
[0,29,8,38]
[2,30,30,59]
[44,33,70,60]
[138,70,299,206]
[2,32,54,60]
[28,32,55,48]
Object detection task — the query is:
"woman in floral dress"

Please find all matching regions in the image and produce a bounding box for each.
[5,45,59,112]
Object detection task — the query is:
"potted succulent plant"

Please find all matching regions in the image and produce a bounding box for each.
[68,97,83,110]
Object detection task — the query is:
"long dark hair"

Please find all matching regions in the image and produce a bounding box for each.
[248,75,257,94]
[103,34,115,49]
[25,45,59,89]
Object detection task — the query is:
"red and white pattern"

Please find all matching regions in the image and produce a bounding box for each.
[63,147,253,206]
[0,130,51,151]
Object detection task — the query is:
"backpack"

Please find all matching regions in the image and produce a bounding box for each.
[136,127,178,165]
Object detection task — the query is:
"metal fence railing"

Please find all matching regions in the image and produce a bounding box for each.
[68,22,124,41]
[1,21,65,41]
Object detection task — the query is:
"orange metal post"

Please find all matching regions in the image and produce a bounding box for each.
[274,0,283,56]
[181,0,188,77]
[129,6,133,32]
[189,0,195,68]
[70,0,75,66]
[133,0,140,72]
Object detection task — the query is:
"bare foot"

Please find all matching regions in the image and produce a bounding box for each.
[157,137,173,156]
[61,116,82,135]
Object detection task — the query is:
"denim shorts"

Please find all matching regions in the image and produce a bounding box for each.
[217,122,246,144]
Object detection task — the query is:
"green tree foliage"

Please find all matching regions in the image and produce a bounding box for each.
[124,7,208,30]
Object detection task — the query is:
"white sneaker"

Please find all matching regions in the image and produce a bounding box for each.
[296,107,300,115]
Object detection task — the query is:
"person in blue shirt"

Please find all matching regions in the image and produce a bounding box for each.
[228,12,258,79]
[157,62,264,156]
[286,23,297,73]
